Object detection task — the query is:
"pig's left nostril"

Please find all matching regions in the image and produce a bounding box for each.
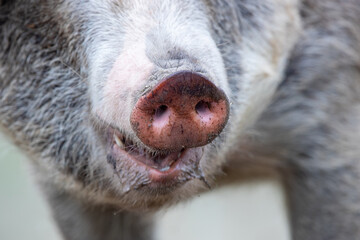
[195,100,212,122]
[195,100,211,115]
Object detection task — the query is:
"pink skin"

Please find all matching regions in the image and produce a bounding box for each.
[99,40,154,126]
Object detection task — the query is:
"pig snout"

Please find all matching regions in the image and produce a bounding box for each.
[130,71,229,151]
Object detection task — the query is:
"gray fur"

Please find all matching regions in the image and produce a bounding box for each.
[1,0,360,239]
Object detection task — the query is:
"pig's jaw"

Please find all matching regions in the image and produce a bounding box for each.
[105,127,209,193]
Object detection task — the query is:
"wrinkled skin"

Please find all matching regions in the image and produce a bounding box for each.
[1,0,360,239]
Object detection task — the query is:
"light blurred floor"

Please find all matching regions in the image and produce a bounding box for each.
[0,135,290,240]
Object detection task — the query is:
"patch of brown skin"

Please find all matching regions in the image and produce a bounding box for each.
[130,71,230,152]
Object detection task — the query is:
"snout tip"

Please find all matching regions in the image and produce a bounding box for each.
[130,71,229,151]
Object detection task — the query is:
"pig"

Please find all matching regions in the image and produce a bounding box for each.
[1,0,360,239]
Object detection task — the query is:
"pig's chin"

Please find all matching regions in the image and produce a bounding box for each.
[105,127,208,194]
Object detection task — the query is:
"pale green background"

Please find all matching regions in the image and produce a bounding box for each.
[0,135,290,240]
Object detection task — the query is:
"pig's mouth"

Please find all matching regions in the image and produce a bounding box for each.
[106,128,208,191]
[112,131,184,172]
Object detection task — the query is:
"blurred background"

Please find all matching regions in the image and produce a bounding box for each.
[0,134,290,240]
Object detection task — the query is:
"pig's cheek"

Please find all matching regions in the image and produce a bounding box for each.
[97,44,155,126]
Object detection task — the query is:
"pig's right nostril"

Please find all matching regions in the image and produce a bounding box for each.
[153,105,171,128]
[155,105,168,118]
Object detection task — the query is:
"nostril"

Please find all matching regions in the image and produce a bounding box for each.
[195,100,212,122]
[155,105,168,118]
[195,100,211,114]
[153,105,170,128]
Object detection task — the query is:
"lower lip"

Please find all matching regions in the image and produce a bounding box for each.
[111,143,205,186]
[112,143,184,181]
[147,162,183,182]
